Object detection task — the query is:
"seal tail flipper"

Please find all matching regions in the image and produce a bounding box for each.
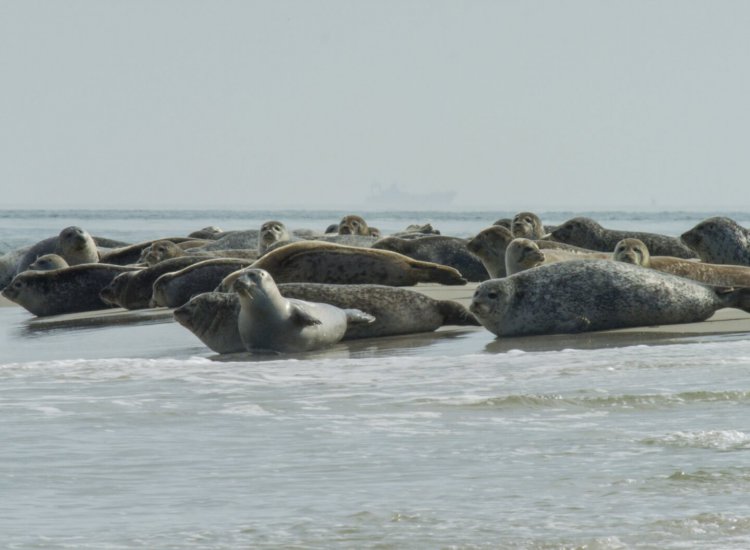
[415,263,467,286]
[437,300,481,326]
[715,287,750,312]
[344,308,376,325]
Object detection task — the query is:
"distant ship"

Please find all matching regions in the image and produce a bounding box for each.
[365,184,457,210]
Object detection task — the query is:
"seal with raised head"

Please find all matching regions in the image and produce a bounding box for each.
[246,241,467,286]
[505,238,610,275]
[614,238,750,286]
[258,220,296,256]
[680,217,750,266]
[26,254,69,271]
[174,282,479,354]
[233,269,375,353]
[3,264,141,316]
[467,226,598,278]
[337,215,379,237]
[372,235,489,281]
[548,217,696,258]
[150,258,255,308]
[511,212,545,240]
[469,259,750,337]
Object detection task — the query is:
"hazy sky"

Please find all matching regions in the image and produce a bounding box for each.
[2,1,750,211]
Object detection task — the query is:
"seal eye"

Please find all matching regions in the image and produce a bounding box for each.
[487,292,498,300]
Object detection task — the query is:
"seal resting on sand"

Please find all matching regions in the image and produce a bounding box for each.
[614,238,750,286]
[469,259,750,337]
[247,241,467,286]
[2,264,140,316]
[505,238,610,275]
[680,217,750,266]
[548,217,696,258]
[232,269,375,353]
[174,283,478,354]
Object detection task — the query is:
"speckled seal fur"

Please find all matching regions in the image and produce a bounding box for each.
[511,212,546,240]
[680,217,750,266]
[505,238,610,275]
[614,238,750,286]
[372,235,489,281]
[2,264,141,316]
[470,259,750,337]
[549,217,697,258]
[247,241,467,286]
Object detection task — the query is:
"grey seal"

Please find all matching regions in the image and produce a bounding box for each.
[26,254,69,271]
[467,226,597,278]
[372,235,489,281]
[680,217,750,266]
[614,238,750,286]
[99,237,201,266]
[511,212,545,239]
[248,241,467,286]
[548,217,696,258]
[2,264,141,316]
[258,220,296,256]
[233,269,375,353]
[99,256,206,309]
[505,238,610,275]
[338,215,380,237]
[15,226,100,274]
[150,258,255,308]
[469,259,750,337]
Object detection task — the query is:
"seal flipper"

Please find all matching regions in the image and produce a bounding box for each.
[290,304,323,326]
[344,308,376,325]
[715,286,750,312]
[558,315,591,333]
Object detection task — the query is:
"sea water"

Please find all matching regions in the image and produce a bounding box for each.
[2,209,750,548]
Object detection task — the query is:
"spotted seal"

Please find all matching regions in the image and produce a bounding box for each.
[467,226,599,278]
[372,235,488,281]
[246,241,467,286]
[2,264,141,316]
[99,256,206,309]
[26,254,69,271]
[258,220,296,256]
[511,212,545,239]
[680,217,750,266]
[469,259,750,337]
[150,258,255,308]
[338,215,380,237]
[233,269,375,353]
[505,238,610,275]
[174,281,478,354]
[614,238,750,286]
[548,217,696,258]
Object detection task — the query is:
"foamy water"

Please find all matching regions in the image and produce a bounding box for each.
[3,209,750,548]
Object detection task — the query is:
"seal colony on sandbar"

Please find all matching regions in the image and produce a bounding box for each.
[3,211,750,355]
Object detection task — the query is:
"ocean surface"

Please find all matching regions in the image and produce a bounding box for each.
[3,209,750,549]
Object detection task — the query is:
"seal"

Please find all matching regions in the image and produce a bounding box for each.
[511,212,545,239]
[2,264,141,316]
[258,220,295,256]
[232,269,375,353]
[469,259,750,337]
[505,238,610,275]
[173,281,479,354]
[246,241,467,286]
[188,226,224,239]
[99,256,206,309]
[99,237,200,266]
[548,216,697,258]
[338,215,380,237]
[56,226,100,266]
[680,217,750,266]
[26,254,69,271]
[614,238,750,286]
[372,235,489,281]
[140,240,188,266]
[466,226,598,278]
[150,258,256,308]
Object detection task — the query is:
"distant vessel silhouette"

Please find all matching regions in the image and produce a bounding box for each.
[366,184,456,210]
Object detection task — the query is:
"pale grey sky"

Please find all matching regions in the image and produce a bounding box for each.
[2,1,749,211]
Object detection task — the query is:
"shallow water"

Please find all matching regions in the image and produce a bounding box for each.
[3,209,750,548]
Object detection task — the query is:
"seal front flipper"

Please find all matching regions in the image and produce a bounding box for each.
[343,308,376,325]
[558,315,591,333]
[290,303,323,326]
